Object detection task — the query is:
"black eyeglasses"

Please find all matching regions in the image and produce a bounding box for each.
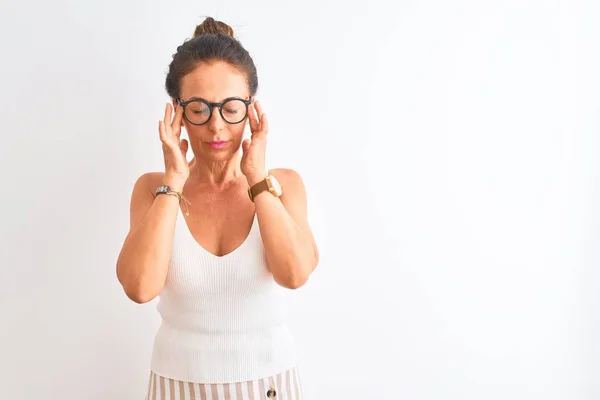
[177,97,252,126]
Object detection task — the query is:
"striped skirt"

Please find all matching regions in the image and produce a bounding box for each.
[145,366,303,400]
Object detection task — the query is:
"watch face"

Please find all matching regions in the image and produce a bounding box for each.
[269,175,282,195]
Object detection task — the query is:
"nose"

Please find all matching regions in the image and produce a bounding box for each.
[206,106,225,132]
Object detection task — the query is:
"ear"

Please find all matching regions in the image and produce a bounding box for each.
[172,98,178,108]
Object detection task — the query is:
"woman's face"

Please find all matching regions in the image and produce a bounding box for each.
[176,60,251,163]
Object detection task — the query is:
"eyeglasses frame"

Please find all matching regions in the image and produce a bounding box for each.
[176,96,253,126]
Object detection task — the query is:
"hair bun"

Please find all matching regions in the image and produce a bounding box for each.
[193,17,235,38]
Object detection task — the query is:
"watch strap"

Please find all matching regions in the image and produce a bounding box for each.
[155,185,182,201]
[248,179,270,202]
[155,184,192,216]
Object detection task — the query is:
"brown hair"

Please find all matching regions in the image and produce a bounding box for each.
[192,17,235,38]
[165,17,258,99]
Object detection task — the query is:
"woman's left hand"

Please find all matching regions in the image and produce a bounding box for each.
[241,100,269,186]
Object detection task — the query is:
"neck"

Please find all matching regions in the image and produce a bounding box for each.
[188,150,244,188]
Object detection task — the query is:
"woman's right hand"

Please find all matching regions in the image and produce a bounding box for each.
[159,103,189,190]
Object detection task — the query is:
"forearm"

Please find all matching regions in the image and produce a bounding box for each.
[253,191,316,289]
[117,195,180,303]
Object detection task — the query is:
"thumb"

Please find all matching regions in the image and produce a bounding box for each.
[242,138,251,154]
[180,139,189,159]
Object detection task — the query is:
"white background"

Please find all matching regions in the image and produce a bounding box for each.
[1,0,598,399]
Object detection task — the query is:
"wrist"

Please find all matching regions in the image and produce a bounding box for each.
[246,171,268,187]
[162,175,187,192]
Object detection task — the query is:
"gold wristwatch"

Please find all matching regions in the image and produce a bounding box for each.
[248,175,282,202]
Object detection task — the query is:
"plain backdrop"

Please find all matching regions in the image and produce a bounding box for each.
[1,0,598,399]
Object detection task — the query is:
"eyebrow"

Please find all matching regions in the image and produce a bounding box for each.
[181,95,250,103]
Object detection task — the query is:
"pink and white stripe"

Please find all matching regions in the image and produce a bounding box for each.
[145,367,303,400]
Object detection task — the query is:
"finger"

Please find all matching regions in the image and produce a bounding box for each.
[158,120,166,142]
[254,101,268,137]
[172,105,184,138]
[259,112,268,137]
[180,138,189,158]
[248,102,259,135]
[242,138,251,153]
[163,103,172,130]
[254,100,264,119]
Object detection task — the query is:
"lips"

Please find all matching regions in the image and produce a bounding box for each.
[209,141,228,149]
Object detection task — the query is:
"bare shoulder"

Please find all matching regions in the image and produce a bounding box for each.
[132,171,165,194]
[268,168,305,191]
[268,168,309,215]
[127,172,165,230]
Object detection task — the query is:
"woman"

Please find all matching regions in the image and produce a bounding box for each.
[116,17,319,399]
